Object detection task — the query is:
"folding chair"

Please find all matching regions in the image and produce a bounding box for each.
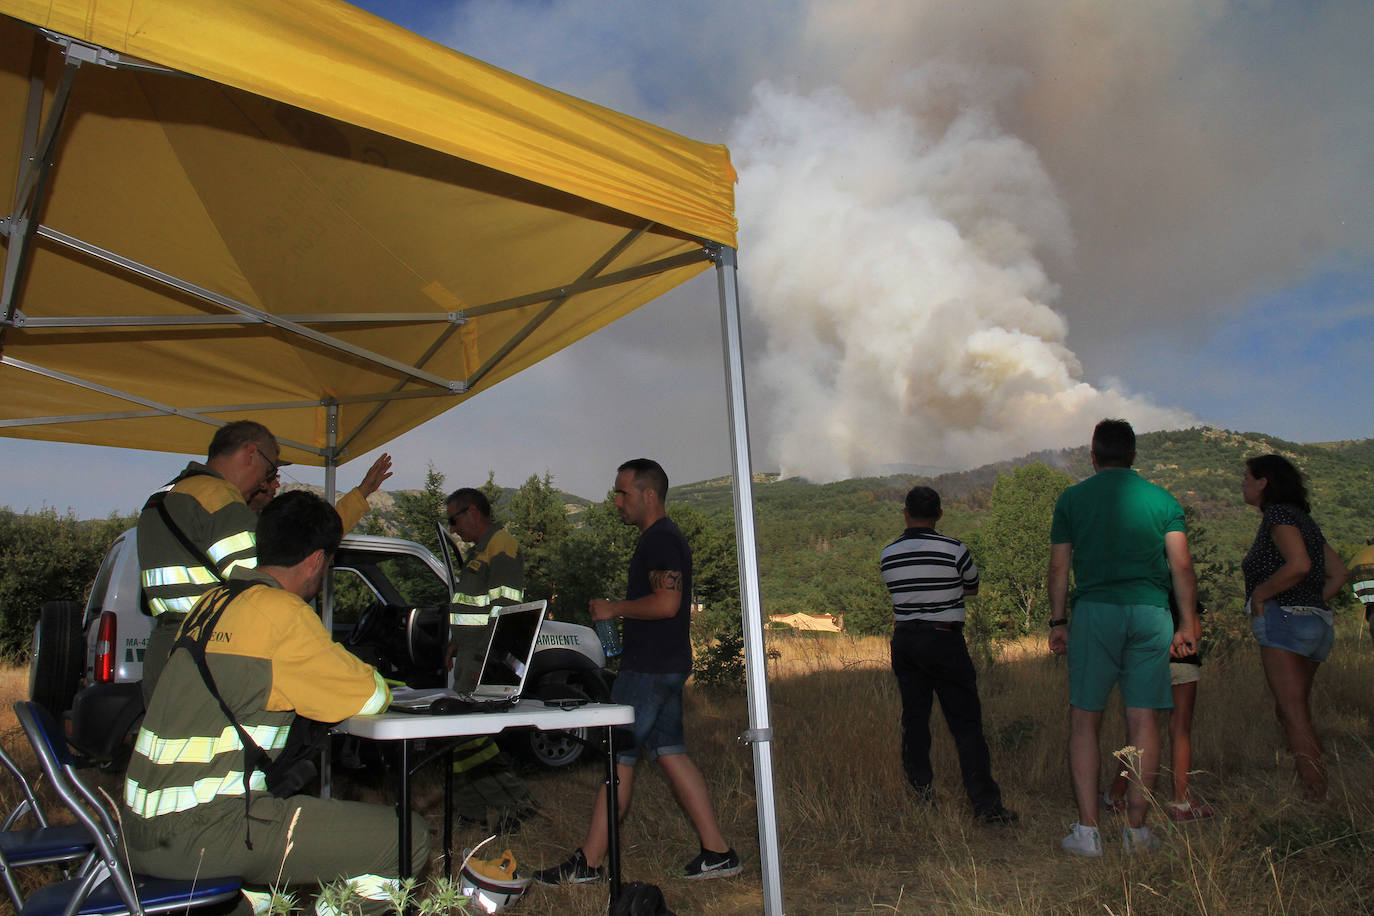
[12,702,242,916]
[0,741,95,909]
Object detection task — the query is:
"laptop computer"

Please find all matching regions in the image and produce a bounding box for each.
[389,599,547,712]
[461,598,547,702]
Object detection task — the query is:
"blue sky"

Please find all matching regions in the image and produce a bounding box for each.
[2,0,1370,516]
[1156,263,1374,441]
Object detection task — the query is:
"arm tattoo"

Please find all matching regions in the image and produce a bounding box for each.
[648,569,683,592]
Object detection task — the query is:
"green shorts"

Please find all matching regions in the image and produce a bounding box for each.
[1067,601,1173,711]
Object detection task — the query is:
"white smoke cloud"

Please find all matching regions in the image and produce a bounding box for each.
[731,81,1194,481]
[427,0,1370,479]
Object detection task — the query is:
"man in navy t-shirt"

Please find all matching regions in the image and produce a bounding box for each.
[534,459,740,886]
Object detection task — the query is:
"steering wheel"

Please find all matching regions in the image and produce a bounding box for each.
[347,600,388,647]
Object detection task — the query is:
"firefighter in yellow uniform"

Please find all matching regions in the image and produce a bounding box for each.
[122,491,428,899]
[137,420,388,705]
[444,487,534,827]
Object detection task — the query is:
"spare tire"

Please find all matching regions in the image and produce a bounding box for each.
[29,600,85,718]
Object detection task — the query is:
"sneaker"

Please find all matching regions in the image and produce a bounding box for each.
[976,806,1019,825]
[1122,824,1161,854]
[1061,822,1103,857]
[1167,801,1215,822]
[532,849,604,886]
[315,875,403,916]
[1100,790,1126,814]
[683,847,742,880]
[242,889,273,915]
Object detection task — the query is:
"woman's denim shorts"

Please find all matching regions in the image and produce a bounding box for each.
[1251,599,1334,662]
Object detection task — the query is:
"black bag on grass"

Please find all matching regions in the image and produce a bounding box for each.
[612,881,675,916]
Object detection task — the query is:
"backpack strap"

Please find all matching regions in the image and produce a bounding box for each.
[141,483,226,617]
[172,580,269,849]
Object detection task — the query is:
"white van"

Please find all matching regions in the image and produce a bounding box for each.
[29,531,614,769]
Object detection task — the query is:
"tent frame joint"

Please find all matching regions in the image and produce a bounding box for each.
[738,728,773,745]
[42,30,175,73]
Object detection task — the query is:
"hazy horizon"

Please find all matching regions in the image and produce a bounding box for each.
[9,423,1366,521]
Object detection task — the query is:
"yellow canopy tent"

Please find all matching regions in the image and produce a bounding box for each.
[0,0,734,463]
[0,2,782,911]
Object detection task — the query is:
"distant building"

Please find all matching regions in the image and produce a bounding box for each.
[768,612,843,633]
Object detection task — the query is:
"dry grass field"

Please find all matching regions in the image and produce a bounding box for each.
[3,623,1372,915]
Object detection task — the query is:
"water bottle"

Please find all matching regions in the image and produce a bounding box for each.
[594,619,622,658]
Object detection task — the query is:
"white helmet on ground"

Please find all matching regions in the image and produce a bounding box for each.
[459,843,532,914]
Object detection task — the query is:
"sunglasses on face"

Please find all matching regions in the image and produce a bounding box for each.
[255,445,280,482]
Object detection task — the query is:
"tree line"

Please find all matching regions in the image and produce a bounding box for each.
[3,426,1367,681]
[380,465,745,687]
[0,508,136,659]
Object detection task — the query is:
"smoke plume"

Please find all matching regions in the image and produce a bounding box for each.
[731,80,1192,481]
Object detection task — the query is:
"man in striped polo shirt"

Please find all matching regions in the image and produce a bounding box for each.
[881,486,1016,824]
[1349,538,1374,647]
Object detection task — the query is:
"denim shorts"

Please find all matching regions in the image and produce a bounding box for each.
[611,669,690,766]
[1251,600,1334,662]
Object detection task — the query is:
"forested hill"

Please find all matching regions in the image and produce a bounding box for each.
[3,426,1368,658]
[310,427,1374,554]
[675,427,1372,544]
[667,427,1373,628]
[923,426,1373,544]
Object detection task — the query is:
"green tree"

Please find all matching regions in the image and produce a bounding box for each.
[392,463,448,561]
[1182,503,1247,660]
[1,508,136,660]
[670,504,737,608]
[479,471,501,520]
[506,472,574,603]
[550,493,633,626]
[970,462,1073,638]
[670,503,746,687]
[833,571,893,636]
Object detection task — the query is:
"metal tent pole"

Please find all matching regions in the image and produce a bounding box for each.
[324,402,339,503]
[713,245,784,915]
[322,401,339,629]
[320,402,339,799]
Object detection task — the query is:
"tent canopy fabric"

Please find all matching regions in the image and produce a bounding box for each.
[0,7,786,911]
[0,0,737,466]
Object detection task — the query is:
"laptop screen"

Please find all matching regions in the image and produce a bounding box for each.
[471,599,547,700]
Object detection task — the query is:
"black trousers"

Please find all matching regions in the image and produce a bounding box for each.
[890,622,1003,814]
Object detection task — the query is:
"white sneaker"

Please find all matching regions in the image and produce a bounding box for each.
[1061,822,1103,857]
[1122,824,1161,855]
[315,875,404,916]
[241,889,273,916]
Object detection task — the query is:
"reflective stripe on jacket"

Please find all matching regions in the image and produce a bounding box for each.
[448,523,524,627]
[125,769,269,818]
[137,464,257,618]
[123,571,388,833]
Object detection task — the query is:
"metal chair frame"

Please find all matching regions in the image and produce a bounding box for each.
[12,701,241,916]
[0,741,96,910]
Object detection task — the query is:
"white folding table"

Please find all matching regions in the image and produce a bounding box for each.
[335,700,634,900]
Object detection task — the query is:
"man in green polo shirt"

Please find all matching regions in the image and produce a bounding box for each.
[1046,419,1199,857]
